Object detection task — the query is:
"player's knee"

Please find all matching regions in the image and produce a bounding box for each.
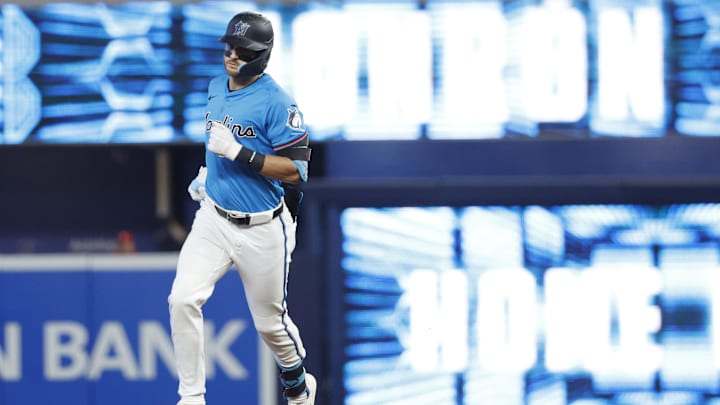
[168,292,202,315]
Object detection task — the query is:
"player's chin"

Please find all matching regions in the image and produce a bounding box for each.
[224,63,244,77]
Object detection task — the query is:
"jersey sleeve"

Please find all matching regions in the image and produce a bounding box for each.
[267,100,310,182]
[267,100,309,151]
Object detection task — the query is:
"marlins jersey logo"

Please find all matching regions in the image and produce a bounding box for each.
[287,107,303,130]
[234,21,251,37]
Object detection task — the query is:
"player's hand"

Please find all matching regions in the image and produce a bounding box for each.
[187,165,207,201]
[208,120,242,160]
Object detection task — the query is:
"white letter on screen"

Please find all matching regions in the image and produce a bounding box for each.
[476,268,537,372]
[204,320,248,379]
[439,270,469,372]
[87,322,139,380]
[592,2,665,135]
[506,2,587,123]
[407,270,441,371]
[544,268,584,372]
[581,267,661,377]
[44,321,88,380]
[291,10,358,137]
[0,323,21,381]
[139,321,176,380]
[344,5,432,140]
[428,1,508,139]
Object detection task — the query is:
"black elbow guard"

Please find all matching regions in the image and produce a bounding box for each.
[276,136,311,161]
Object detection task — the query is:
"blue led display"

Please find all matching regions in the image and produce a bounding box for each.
[0,0,718,144]
[341,203,720,405]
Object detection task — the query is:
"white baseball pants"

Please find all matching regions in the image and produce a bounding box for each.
[168,199,306,404]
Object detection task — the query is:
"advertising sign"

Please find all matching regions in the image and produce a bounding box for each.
[0,253,275,405]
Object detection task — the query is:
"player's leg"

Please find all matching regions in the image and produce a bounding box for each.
[231,209,315,402]
[168,203,234,405]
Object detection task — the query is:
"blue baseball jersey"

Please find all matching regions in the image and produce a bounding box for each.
[204,73,308,213]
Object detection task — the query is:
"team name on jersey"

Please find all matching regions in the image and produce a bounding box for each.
[205,112,257,138]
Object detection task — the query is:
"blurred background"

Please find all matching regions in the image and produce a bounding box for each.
[2,0,720,404]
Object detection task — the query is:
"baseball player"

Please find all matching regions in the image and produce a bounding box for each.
[168,11,315,405]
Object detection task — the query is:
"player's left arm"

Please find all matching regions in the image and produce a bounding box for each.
[257,153,304,184]
[207,120,310,184]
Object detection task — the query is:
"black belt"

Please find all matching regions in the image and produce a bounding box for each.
[214,204,283,225]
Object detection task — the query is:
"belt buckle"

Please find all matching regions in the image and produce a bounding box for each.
[229,212,251,225]
[217,205,244,224]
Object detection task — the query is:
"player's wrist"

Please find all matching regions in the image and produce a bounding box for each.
[235,146,266,171]
[228,142,242,160]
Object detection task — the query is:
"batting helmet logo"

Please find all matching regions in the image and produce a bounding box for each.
[233,21,251,37]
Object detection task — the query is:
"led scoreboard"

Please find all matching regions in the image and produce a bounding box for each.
[0,0,718,144]
[339,204,720,405]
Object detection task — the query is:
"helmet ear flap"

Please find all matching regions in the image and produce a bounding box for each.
[236,44,272,77]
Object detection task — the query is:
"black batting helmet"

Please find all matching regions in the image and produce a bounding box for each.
[220,12,274,77]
